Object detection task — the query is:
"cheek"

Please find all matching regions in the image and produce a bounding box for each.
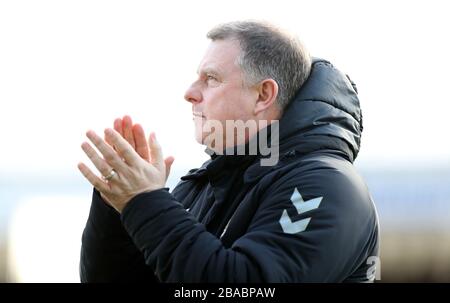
[204,87,253,121]
[203,91,228,119]
[228,97,254,121]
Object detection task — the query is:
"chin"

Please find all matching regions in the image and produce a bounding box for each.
[193,116,208,144]
[194,128,205,145]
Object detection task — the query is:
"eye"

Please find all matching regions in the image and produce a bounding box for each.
[202,72,220,87]
[206,74,217,82]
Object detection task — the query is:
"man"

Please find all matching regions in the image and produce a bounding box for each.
[78,21,379,282]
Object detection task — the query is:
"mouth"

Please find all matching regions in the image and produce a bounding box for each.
[192,112,206,119]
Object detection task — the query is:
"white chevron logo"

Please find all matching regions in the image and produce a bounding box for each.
[279,188,323,234]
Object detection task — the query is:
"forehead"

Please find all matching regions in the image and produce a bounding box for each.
[197,39,242,75]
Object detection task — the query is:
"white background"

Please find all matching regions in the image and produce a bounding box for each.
[1,0,449,177]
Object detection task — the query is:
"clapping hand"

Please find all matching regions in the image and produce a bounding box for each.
[78,116,174,213]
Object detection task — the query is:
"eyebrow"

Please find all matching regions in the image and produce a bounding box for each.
[197,66,222,76]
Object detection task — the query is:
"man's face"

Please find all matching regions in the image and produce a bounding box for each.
[184,39,258,149]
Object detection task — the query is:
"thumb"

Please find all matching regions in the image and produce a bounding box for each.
[164,156,175,181]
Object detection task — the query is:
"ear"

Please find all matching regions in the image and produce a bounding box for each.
[253,79,279,116]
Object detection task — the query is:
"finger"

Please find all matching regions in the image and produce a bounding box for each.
[164,156,175,181]
[133,123,150,162]
[122,115,136,149]
[106,118,124,152]
[86,130,129,170]
[105,133,114,149]
[148,132,164,168]
[104,128,140,165]
[114,118,123,137]
[81,141,115,177]
[106,118,122,152]
[77,162,110,193]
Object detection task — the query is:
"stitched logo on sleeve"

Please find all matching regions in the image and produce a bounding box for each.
[279,187,323,234]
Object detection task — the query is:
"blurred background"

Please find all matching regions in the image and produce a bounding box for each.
[1,0,449,282]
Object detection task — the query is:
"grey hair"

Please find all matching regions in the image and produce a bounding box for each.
[207,20,311,112]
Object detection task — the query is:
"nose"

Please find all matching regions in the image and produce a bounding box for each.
[184,81,202,104]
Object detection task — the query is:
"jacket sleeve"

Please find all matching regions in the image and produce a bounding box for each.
[120,170,378,282]
[80,188,158,282]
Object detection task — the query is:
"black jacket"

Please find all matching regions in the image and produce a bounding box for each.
[80,59,379,282]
